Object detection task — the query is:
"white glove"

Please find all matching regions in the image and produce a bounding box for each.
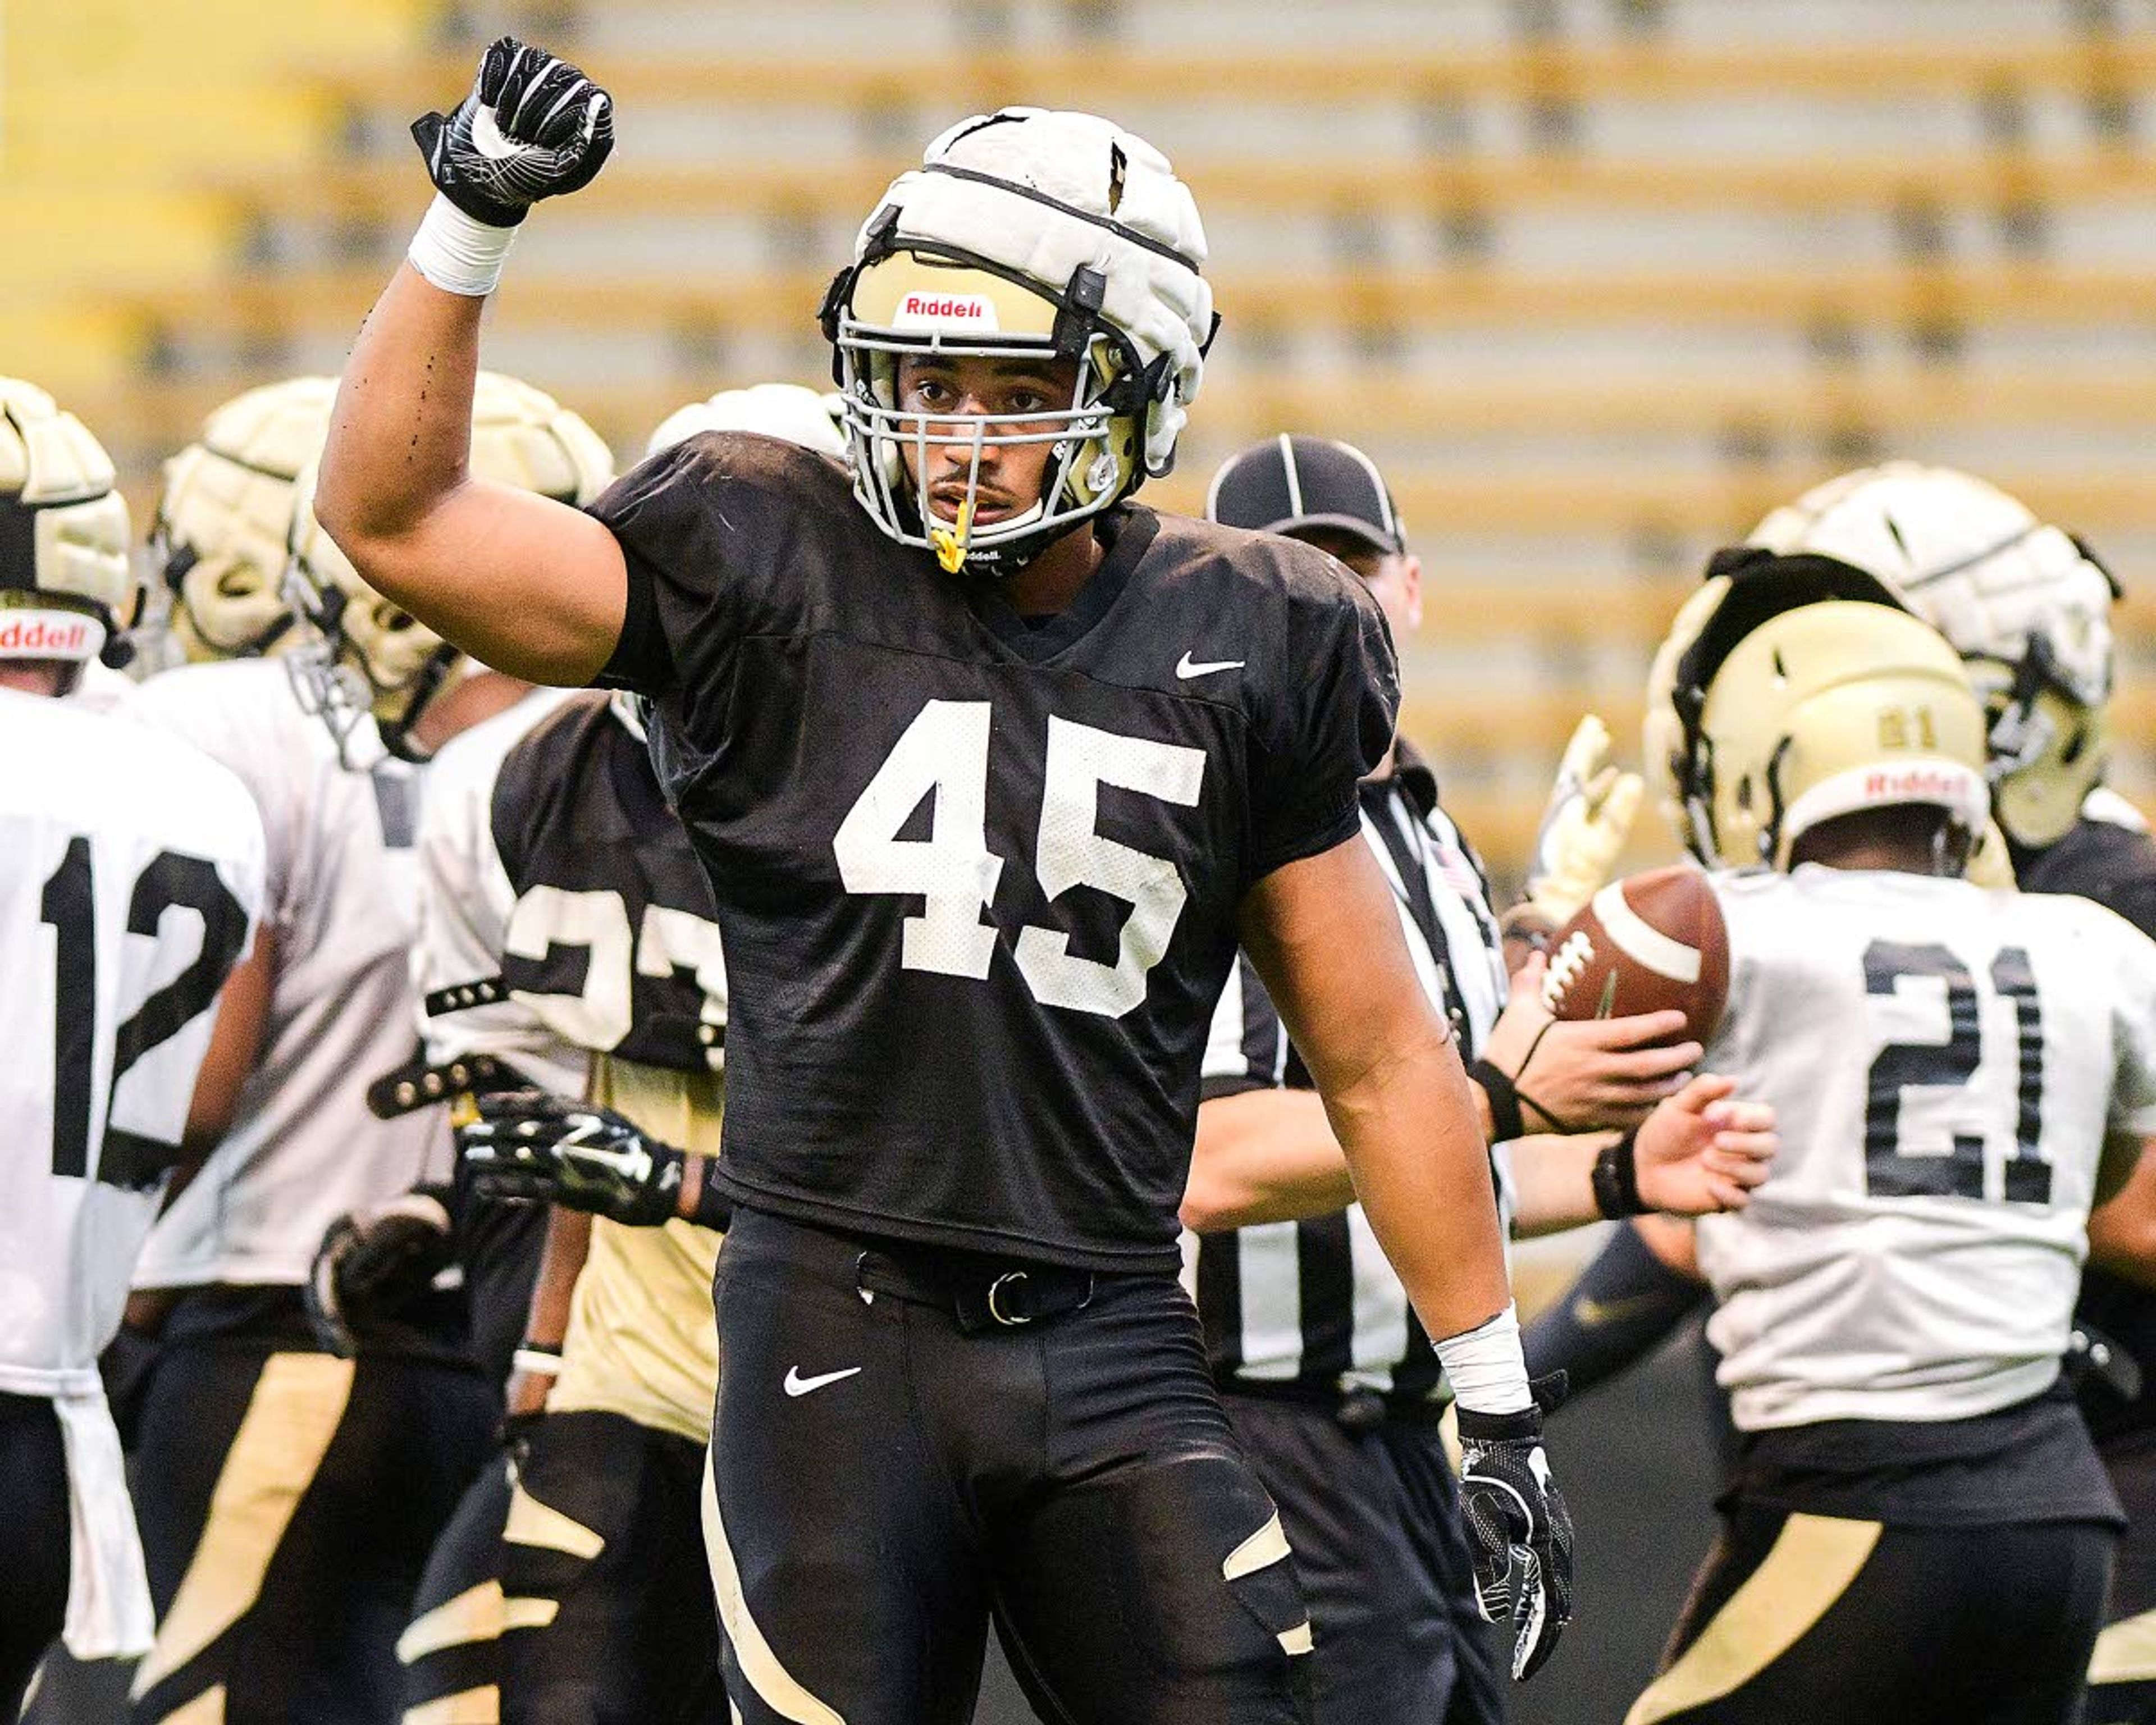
[1523,716,1642,928]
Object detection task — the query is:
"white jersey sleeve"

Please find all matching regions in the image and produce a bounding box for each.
[410,688,587,1098]
[2104,914,2156,1142]
[120,661,450,1289]
[0,691,266,1393]
[1696,865,2152,1431]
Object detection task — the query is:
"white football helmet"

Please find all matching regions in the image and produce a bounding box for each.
[152,376,338,663]
[0,378,138,691]
[645,382,848,460]
[820,107,1216,576]
[1645,550,1990,870]
[1750,462,2116,848]
[285,372,613,761]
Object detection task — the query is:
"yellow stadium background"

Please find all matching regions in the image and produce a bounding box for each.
[11,4,2155,1718]
[15,0,2156,902]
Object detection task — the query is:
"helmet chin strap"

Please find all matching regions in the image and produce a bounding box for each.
[376,643,463,763]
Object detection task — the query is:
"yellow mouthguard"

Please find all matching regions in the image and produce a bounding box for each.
[929,499,975,574]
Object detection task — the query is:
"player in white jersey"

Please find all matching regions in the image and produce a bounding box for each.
[115,373,612,1725]
[1619,563,2156,1725]
[0,380,266,1714]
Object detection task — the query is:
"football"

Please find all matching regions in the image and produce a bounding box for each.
[1541,865,1730,1044]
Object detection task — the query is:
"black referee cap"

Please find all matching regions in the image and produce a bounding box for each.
[1204,435,1406,555]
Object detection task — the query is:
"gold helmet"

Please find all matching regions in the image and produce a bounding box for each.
[0,378,139,690]
[1645,548,1990,870]
[285,372,613,760]
[819,107,1215,576]
[1750,462,2116,848]
[151,376,338,662]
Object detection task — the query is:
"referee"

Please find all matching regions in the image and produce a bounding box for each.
[1190,437,1689,1721]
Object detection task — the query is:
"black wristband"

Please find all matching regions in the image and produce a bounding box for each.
[1469,1058,1525,1144]
[1590,1129,1647,1219]
[686,1164,732,1232]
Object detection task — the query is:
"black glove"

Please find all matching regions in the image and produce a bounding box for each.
[411,36,614,227]
[1456,1372,1575,1682]
[459,1090,686,1227]
[303,1187,458,1357]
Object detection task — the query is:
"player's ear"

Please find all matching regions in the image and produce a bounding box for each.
[1400,553,1424,632]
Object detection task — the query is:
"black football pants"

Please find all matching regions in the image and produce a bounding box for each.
[400,1413,725,1725]
[127,1326,495,1725]
[0,1391,71,1718]
[1221,1394,1505,1723]
[706,1208,1313,1724]
[1632,1502,2113,1725]
[2089,1425,2156,1725]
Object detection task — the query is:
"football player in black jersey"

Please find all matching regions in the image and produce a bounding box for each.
[316,40,1573,1717]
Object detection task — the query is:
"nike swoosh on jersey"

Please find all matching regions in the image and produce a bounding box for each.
[1174,651,1246,679]
[782,1365,864,1398]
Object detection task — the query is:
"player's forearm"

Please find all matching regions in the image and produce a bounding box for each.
[318,264,485,548]
[1324,1026,1513,1339]
[318,267,625,685]
[1181,1088,1356,1231]
[2089,1133,2156,1286]
[1505,1131,1623,1236]
[522,1204,593,1350]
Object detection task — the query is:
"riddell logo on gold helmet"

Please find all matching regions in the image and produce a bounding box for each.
[1863,768,1967,801]
[0,615,89,654]
[896,293,998,326]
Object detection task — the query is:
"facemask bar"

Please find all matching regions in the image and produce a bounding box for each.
[837,321,1122,572]
[281,560,456,767]
[1974,637,2070,786]
[281,622,374,768]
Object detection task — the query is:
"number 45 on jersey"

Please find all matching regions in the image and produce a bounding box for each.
[835,701,1205,1020]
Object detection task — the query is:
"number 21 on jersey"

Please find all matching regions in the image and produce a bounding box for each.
[1864,939,2048,1204]
[834,701,1205,1019]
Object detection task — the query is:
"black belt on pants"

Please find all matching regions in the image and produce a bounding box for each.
[853,1241,1104,1335]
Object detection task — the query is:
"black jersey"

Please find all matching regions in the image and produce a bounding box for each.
[491,693,724,1075]
[593,433,1397,1271]
[2017,811,2156,1442]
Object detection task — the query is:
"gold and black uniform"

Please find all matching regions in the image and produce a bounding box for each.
[593,431,1397,1723]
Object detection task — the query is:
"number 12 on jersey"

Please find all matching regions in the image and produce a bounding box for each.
[40,837,250,1190]
[834,701,1205,1019]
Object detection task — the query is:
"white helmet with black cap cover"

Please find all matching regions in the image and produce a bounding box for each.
[0,377,139,690]
[820,106,1216,576]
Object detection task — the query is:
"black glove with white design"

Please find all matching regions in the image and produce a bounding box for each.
[411,36,614,227]
[1455,1372,1575,1682]
[304,1186,458,1358]
[459,1090,684,1227]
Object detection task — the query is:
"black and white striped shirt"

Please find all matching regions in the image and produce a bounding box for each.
[1194,742,1511,1405]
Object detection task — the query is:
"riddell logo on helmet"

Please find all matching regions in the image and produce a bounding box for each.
[0,615,88,655]
[894,294,999,330]
[1864,768,1966,800]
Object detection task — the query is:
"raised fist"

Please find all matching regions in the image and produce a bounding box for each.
[411,36,614,227]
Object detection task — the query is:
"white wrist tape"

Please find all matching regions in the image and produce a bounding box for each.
[1434,1302,1532,1416]
[511,1346,564,1377]
[407,194,519,298]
